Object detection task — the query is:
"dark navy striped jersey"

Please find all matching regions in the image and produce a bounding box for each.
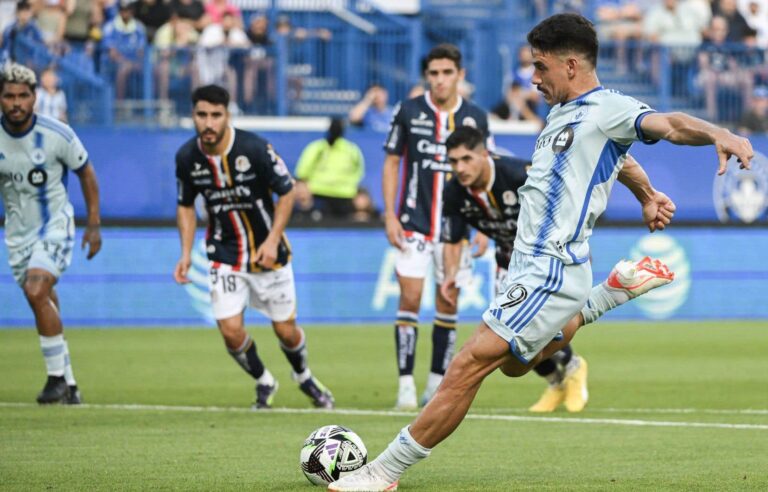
[176,128,293,272]
[442,154,529,269]
[384,92,493,240]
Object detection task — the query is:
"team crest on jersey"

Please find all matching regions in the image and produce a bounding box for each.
[552,126,574,154]
[502,190,518,206]
[27,168,47,187]
[30,149,46,165]
[500,284,527,308]
[235,156,251,173]
[462,116,477,128]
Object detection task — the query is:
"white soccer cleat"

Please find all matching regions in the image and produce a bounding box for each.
[419,372,442,407]
[604,256,674,299]
[327,463,399,492]
[395,376,417,410]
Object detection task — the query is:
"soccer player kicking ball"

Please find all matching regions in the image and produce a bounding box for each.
[173,85,333,409]
[329,13,752,491]
[438,127,676,413]
[0,63,102,405]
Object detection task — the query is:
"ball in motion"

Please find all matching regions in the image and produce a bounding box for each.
[300,425,367,486]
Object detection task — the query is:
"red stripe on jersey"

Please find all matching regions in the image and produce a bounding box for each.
[470,189,493,218]
[206,154,243,271]
[428,172,441,241]
[397,148,408,217]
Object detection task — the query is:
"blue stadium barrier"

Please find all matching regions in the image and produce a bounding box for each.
[0,227,766,327]
[19,127,768,223]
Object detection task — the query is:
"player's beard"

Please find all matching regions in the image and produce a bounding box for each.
[3,106,32,128]
[199,127,226,148]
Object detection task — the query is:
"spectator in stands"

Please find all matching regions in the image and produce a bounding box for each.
[154,12,198,101]
[102,0,146,99]
[295,118,365,218]
[35,0,73,55]
[512,44,541,112]
[644,0,710,94]
[408,83,425,99]
[739,0,768,47]
[698,15,753,121]
[243,13,273,111]
[738,85,768,134]
[170,0,206,30]
[351,187,380,223]
[197,10,248,113]
[348,83,392,133]
[595,1,645,74]
[490,81,543,127]
[132,0,171,42]
[713,0,753,42]
[275,14,331,42]
[0,1,45,63]
[203,0,241,27]
[63,0,102,50]
[34,66,67,121]
[292,179,323,223]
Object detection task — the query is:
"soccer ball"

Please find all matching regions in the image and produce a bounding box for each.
[300,425,367,486]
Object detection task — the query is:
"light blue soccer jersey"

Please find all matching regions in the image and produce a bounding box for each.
[514,87,657,264]
[0,114,89,250]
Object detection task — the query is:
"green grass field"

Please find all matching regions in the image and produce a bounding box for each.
[2,322,767,491]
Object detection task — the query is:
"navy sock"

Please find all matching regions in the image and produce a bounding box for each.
[430,312,458,375]
[551,344,574,367]
[395,311,419,376]
[533,358,558,377]
[228,335,265,380]
[280,328,308,375]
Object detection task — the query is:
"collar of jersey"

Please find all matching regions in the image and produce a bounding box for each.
[424,91,463,115]
[560,85,604,107]
[0,114,36,139]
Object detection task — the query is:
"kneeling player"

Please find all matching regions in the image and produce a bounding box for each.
[173,85,333,409]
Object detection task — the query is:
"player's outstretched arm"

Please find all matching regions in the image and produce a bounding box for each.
[174,205,196,284]
[382,153,405,250]
[75,163,102,259]
[617,155,676,232]
[254,186,295,269]
[640,112,754,175]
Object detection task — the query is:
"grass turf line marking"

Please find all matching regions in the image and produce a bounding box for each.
[485,407,768,416]
[1,402,767,431]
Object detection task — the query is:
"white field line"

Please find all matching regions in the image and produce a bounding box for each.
[1,402,767,431]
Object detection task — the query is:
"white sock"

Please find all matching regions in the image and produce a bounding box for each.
[425,372,443,393]
[399,375,415,388]
[62,340,76,386]
[373,426,431,482]
[580,284,618,325]
[257,368,275,386]
[293,368,311,384]
[39,335,66,377]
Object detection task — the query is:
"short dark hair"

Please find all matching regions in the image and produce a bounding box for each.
[425,43,462,71]
[527,13,598,68]
[445,126,485,152]
[16,0,31,11]
[191,84,229,107]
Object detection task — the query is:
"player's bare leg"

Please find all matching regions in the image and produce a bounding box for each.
[329,322,508,492]
[420,282,459,406]
[273,319,334,409]
[217,312,278,409]
[23,269,71,404]
[394,276,424,410]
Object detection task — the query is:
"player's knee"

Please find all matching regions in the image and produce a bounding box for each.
[22,280,51,307]
[499,353,539,378]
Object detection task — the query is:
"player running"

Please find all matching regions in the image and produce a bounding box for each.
[173,85,333,409]
[330,13,752,491]
[0,62,102,405]
[439,127,676,412]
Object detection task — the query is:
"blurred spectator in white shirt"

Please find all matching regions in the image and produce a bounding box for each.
[197,11,249,113]
[34,66,67,122]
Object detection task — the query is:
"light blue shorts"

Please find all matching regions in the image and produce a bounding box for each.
[8,237,74,286]
[482,250,592,364]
